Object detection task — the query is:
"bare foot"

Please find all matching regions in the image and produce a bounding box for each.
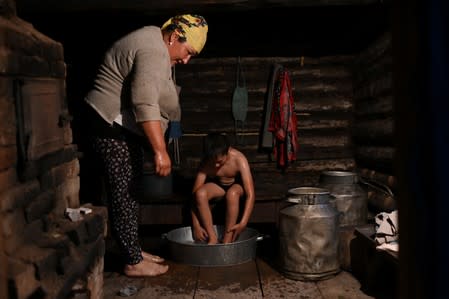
[207,236,218,245]
[222,233,233,244]
[142,251,165,263]
[124,259,169,277]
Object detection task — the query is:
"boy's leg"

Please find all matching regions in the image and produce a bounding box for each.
[223,184,244,243]
[194,183,225,244]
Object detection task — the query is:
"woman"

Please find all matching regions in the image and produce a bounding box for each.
[84,14,208,277]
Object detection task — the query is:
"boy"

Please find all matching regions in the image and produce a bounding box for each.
[191,133,255,244]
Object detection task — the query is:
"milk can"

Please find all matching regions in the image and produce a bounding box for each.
[278,187,340,281]
[319,171,368,227]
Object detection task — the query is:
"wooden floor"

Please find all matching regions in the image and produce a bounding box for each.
[103,259,375,299]
[102,225,376,299]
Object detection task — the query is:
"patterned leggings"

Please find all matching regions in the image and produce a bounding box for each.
[93,137,143,265]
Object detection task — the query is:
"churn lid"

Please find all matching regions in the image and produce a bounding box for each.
[286,187,331,205]
[319,170,359,184]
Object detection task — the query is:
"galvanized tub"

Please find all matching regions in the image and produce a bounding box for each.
[319,170,368,227]
[278,187,340,281]
[163,225,263,266]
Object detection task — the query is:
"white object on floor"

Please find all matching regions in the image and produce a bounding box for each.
[374,210,399,252]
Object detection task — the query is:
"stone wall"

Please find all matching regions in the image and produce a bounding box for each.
[0,1,107,298]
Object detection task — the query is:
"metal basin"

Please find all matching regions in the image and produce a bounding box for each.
[163,225,263,267]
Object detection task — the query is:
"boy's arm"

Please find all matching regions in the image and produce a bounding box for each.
[238,155,255,226]
[191,171,208,241]
[192,171,207,194]
[191,207,202,230]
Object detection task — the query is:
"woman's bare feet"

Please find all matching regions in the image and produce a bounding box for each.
[124,259,169,277]
[142,251,165,263]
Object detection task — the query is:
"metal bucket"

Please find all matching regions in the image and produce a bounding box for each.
[278,187,340,281]
[319,171,368,227]
[163,225,264,266]
[140,149,173,200]
[140,172,173,200]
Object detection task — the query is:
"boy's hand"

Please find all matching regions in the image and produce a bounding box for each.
[193,226,208,242]
[227,223,246,242]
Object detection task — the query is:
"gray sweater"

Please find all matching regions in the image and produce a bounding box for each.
[85,26,179,134]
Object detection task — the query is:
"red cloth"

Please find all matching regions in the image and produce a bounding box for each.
[268,68,299,170]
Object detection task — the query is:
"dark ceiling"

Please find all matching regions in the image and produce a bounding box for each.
[14,0,391,97]
[16,0,389,14]
[16,0,391,57]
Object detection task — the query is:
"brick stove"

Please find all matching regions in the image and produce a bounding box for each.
[0,1,107,298]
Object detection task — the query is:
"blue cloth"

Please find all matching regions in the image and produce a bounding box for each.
[168,121,182,138]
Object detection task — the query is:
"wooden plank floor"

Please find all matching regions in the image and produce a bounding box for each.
[103,259,374,299]
[102,227,375,299]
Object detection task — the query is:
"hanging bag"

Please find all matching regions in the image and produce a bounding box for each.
[232,56,248,144]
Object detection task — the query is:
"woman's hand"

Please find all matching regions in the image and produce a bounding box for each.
[154,150,171,176]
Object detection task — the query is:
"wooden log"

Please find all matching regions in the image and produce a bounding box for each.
[354,95,393,117]
[251,158,356,172]
[180,92,265,111]
[180,93,353,114]
[293,80,353,96]
[352,117,394,144]
[298,110,352,125]
[178,57,354,96]
[299,96,353,112]
[180,111,352,136]
[354,72,392,99]
[355,146,394,161]
[299,134,351,147]
[178,79,353,97]
[353,54,393,88]
[355,146,394,173]
[179,132,351,150]
[298,118,351,130]
[289,65,351,79]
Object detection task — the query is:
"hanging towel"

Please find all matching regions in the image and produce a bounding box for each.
[268,67,299,170]
[231,57,248,145]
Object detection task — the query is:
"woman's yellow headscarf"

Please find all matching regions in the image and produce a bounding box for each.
[161,14,208,54]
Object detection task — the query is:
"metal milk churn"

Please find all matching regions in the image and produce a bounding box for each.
[319,171,368,227]
[278,187,340,281]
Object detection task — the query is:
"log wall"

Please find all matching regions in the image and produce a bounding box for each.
[352,33,396,212]
[174,56,356,198]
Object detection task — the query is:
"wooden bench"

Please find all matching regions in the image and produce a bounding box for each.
[349,225,399,298]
